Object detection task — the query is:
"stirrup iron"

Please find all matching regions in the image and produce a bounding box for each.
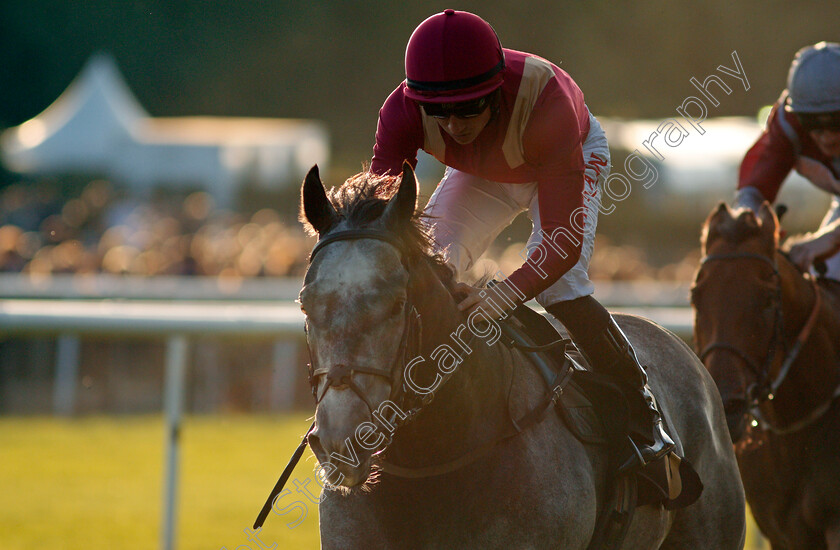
[619,418,675,473]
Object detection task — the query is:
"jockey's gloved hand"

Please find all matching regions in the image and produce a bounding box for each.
[454,281,520,319]
[787,225,840,273]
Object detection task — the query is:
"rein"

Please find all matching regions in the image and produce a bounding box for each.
[378,346,573,478]
[698,251,830,434]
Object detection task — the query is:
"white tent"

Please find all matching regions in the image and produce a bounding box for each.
[1,53,329,207]
[596,115,827,220]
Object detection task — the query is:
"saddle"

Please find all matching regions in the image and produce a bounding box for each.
[500,305,623,445]
[499,304,701,521]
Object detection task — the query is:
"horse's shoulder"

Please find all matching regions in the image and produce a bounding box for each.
[612,312,685,350]
[612,312,716,401]
[611,312,654,331]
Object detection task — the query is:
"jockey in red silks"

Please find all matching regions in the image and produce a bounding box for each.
[736,42,840,277]
[370,9,674,473]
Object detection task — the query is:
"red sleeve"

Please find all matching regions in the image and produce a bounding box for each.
[370,84,425,176]
[738,99,796,202]
[506,91,585,300]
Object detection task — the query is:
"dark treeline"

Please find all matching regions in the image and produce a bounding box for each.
[1,0,837,173]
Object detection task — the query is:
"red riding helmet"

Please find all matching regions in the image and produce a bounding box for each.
[404,10,505,103]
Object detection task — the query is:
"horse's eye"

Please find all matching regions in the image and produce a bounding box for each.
[391,300,406,317]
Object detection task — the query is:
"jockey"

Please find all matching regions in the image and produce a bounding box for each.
[370,9,674,473]
[735,42,840,277]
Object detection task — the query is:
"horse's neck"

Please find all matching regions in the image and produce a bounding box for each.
[776,255,815,335]
[389,263,513,465]
[777,254,840,346]
[772,254,840,413]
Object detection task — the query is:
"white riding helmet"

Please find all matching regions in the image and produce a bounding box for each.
[786,41,840,114]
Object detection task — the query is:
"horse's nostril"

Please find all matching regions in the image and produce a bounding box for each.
[308,433,325,459]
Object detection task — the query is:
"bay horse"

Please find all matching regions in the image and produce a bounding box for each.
[300,164,744,549]
[692,202,840,549]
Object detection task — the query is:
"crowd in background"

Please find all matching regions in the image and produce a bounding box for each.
[0,178,701,282]
[0,179,312,279]
[0,177,702,415]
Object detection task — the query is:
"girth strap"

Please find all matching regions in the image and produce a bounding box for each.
[586,474,637,550]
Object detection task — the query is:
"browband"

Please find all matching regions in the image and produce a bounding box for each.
[309,229,408,265]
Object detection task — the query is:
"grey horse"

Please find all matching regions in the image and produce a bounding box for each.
[299,165,745,549]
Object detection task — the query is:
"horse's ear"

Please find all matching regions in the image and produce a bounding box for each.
[702,202,732,251]
[710,201,731,222]
[300,165,338,235]
[757,201,780,246]
[382,161,418,228]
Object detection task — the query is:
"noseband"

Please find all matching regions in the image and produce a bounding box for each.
[305,229,422,417]
[697,251,822,416]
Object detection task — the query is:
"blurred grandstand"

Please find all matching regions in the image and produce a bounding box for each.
[0,176,709,283]
[0,179,312,279]
[0,173,710,415]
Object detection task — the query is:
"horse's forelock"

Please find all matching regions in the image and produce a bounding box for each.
[328,172,393,225]
[323,171,458,293]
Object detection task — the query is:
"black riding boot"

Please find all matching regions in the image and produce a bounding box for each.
[546,296,676,473]
[597,317,676,471]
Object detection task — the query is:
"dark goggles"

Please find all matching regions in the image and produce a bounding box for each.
[795,110,840,131]
[420,95,491,119]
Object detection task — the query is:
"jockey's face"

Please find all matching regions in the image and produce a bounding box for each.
[433,107,492,145]
[809,128,840,158]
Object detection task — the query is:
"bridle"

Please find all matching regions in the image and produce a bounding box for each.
[305,228,424,422]
[696,251,823,430]
[698,252,785,406]
[305,228,554,477]
[255,227,433,530]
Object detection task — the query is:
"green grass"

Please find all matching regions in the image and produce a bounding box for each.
[0,414,321,550]
[0,414,769,549]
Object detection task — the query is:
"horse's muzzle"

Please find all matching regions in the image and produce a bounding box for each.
[308,430,373,488]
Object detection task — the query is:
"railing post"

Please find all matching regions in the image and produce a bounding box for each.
[270,340,299,410]
[161,335,189,550]
[53,334,80,416]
